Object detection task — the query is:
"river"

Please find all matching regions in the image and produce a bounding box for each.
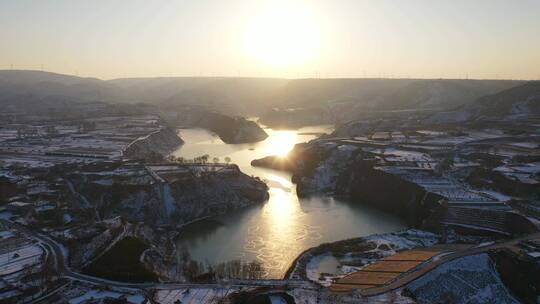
[171,125,405,278]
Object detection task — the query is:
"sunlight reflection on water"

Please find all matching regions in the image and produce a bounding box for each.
[173,126,405,278]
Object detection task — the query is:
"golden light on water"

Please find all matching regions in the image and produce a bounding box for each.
[265,174,293,188]
[265,188,294,227]
[263,130,297,157]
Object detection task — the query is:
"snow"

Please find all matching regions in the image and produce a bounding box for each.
[364,229,439,252]
[480,190,511,202]
[0,211,14,220]
[303,143,358,193]
[527,251,540,258]
[63,213,73,224]
[155,288,235,304]
[0,243,43,276]
[269,295,288,304]
[288,288,415,303]
[66,288,145,304]
[161,184,176,218]
[300,230,439,286]
[0,231,15,239]
[126,294,146,304]
[305,254,342,286]
[474,241,495,248]
[93,179,113,186]
[508,142,539,149]
[69,290,128,304]
[406,254,519,304]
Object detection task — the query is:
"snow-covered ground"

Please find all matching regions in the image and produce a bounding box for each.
[301,230,439,286]
[68,290,145,304]
[363,229,439,252]
[155,287,239,304]
[269,294,289,304]
[288,288,415,304]
[406,253,519,304]
[306,254,344,286]
[62,286,145,304]
[0,241,43,276]
[0,211,14,220]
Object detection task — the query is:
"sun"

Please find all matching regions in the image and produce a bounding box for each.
[264,130,297,157]
[244,2,321,68]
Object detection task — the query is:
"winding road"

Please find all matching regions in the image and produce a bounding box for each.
[2,219,310,290]
[359,231,540,296]
[3,219,539,301]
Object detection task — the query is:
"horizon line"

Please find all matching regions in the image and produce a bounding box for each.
[0,69,538,82]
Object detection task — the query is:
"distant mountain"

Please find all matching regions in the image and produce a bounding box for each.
[0,70,122,102]
[374,79,521,111]
[0,71,288,116]
[0,70,529,122]
[426,81,540,124]
[144,77,288,115]
[258,78,522,128]
[263,78,413,109]
[261,78,521,110]
[0,70,101,85]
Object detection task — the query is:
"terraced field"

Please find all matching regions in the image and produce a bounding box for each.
[330,249,440,292]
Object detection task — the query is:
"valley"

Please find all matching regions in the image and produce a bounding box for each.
[0,71,539,304]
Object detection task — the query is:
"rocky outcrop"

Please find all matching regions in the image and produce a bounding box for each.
[123,127,184,160]
[220,118,268,143]
[66,163,269,228]
[66,217,126,268]
[490,248,540,303]
[157,165,269,226]
[171,106,268,143]
[66,218,181,281]
[253,142,442,228]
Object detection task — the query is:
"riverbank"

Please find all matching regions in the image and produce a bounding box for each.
[171,126,405,279]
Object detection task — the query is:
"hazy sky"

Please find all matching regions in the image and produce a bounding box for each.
[1,0,539,80]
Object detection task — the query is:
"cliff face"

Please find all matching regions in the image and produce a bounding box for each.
[164,168,269,225]
[491,249,540,303]
[253,142,442,228]
[67,164,269,228]
[294,144,359,196]
[66,217,126,268]
[123,127,184,160]
[345,160,444,228]
[65,218,180,281]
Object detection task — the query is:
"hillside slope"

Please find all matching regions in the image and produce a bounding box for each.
[427,81,540,124]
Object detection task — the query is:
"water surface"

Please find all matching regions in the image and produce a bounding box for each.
[172,126,405,278]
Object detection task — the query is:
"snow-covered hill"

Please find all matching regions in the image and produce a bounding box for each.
[427,81,540,124]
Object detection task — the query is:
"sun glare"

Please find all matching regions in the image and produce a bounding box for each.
[244,2,321,68]
[264,130,297,157]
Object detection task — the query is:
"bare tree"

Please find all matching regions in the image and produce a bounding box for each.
[201,154,210,164]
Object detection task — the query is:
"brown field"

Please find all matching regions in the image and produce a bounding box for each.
[329,250,440,293]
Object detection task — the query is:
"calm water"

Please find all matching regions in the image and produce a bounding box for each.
[172,126,405,278]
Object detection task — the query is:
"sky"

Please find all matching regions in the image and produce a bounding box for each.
[1,0,539,80]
